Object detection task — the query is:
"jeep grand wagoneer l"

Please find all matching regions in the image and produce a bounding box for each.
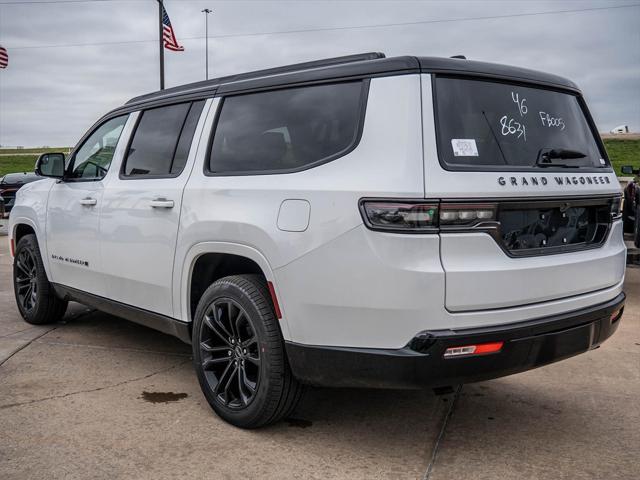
[10,53,626,428]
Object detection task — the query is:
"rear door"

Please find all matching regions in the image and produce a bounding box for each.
[421,75,626,312]
[99,100,209,317]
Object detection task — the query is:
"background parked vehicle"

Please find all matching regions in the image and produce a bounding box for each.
[0,172,42,217]
[621,165,640,247]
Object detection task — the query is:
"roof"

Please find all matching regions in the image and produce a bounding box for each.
[123,52,580,109]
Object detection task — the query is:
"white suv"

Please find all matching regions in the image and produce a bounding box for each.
[10,53,627,428]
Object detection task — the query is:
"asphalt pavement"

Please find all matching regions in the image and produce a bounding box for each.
[0,239,638,479]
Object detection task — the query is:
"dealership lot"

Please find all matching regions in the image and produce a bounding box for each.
[0,239,638,479]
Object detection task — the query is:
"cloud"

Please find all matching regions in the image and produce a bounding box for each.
[0,0,638,146]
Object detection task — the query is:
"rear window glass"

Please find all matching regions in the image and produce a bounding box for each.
[434,77,606,170]
[123,101,204,177]
[208,81,365,174]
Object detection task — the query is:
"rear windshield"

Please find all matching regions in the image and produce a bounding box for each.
[434,77,606,170]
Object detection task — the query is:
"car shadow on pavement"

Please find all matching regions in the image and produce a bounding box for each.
[426,376,639,479]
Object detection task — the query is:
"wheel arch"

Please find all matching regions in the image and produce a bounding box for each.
[177,242,291,340]
[13,221,37,244]
[10,217,53,281]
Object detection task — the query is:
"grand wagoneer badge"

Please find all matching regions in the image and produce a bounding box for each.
[498,175,612,187]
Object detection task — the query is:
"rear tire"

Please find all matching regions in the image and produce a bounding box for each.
[13,234,68,325]
[192,274,303,428]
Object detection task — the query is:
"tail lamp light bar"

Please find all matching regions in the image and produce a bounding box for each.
[360,196,621,233]
[360,199,497,233]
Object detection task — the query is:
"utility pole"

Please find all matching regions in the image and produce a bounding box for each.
[158,0,165,90]
[201,8,212,80]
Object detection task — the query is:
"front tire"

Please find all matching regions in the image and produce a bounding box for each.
[13,234,68,325]
[192,274,302,428]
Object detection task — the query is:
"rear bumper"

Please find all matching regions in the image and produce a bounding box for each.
[285,292,625,389]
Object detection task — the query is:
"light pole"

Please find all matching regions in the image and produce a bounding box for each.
[201,8,212,80]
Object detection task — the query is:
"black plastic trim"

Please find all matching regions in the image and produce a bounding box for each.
[285,293,625,389]
[122,55,578,109]
[451,195,619,258]
[125,52,386,106]
[52,284,191,344]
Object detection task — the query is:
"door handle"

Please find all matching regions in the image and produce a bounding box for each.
[79,197,97,206]
[150,198,174,209]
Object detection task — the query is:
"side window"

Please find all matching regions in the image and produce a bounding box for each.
[122,100,205,178]
[208,81,365,174]
[70,115,128,180]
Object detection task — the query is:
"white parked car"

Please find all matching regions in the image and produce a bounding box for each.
[9,53,627,428]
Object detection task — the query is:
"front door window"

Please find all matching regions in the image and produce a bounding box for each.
[69,115,128,180]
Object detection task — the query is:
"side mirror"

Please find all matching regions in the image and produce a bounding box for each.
[35,153,65,178]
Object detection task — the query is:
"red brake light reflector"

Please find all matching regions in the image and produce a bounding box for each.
[267,281,282,319]
[444,341,504,358]
[610,308,623,324]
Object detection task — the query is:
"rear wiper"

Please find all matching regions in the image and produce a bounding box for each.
[536,148,587,168]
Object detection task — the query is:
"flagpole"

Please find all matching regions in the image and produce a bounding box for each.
[201,9,212,81]
[158,0,165,90]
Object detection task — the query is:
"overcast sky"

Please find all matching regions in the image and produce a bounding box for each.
[0,0,638,147]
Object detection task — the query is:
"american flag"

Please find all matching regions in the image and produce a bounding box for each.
[0,46,8,69]
[162,5,184,52]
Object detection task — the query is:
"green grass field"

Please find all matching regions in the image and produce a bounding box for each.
[1,139,638,178]
[0,155,39,176]
[0,147,71,155]
[603,138,640,176]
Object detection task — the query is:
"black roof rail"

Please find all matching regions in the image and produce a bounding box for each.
[126,52,386,106]
[219,52,386,83]
[121,53,580,111]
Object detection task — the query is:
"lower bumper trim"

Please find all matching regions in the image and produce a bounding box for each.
[285,292,625,389]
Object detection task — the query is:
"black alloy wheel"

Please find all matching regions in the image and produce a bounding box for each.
[15,247,38,312]
[13,234,68,325]
[198,298,261,409]
[192,274,303,428]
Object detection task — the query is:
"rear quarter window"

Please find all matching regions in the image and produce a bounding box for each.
[434,76,606,171]
[207,81,367,175]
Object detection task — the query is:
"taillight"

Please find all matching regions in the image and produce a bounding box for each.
[439,203,497,226]
[359,199,497,232]
[360,201,438,232]
[610,196,622,220]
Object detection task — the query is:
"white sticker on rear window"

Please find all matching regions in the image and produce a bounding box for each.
[451,139,479,157]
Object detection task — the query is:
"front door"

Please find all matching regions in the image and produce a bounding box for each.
[46,114,129,296]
